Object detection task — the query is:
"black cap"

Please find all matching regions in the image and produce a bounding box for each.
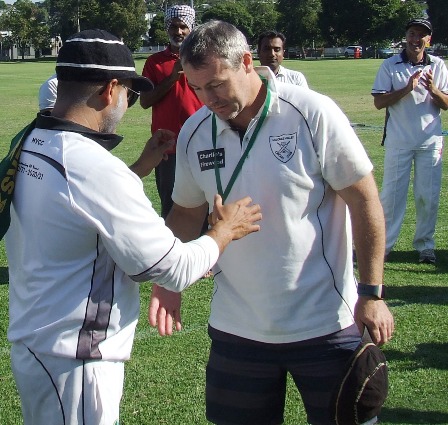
[56,29,153,92]
[331,338,388,425]
[406,18,432,35]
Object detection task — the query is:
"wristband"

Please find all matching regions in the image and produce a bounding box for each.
[357,283,386,300]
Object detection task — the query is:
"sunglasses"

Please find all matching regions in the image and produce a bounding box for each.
[119,83,140,107]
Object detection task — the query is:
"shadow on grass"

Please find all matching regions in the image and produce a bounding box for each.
[0,267,9,285]
[387,285,448,306]
[380,407,448,424]
[384,342,448,370]
[385,250,448,273]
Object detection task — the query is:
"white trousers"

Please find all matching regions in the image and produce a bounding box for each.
[380,146,442,253]
[11,342,123,425]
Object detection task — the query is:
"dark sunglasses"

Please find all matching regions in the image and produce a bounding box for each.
[119,83,140,107]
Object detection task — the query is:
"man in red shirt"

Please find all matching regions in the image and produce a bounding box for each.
[141,5,202,218]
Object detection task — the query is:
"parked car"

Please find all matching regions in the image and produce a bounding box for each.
[365,46,395,59]
[286,47,301,59]
[344,45,362,58]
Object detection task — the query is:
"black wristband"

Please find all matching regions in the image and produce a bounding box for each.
[357,283,386,300]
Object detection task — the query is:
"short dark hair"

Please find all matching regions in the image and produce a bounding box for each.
[257,30,286,53]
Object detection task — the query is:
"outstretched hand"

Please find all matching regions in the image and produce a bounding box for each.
[130,129,175,178]
[207,195,262,251]
[149,284,182,336]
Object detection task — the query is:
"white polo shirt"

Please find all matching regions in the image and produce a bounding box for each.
[172,67,373,343]
[6,115,219,361]
[276,65,308,87]
[38,74,58,111]
[371,51,448,149]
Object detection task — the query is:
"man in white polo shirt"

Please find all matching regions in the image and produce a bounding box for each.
[149,21,394,425]
[4,28,261,425]
[257,30,308,87]
[372,18,448,264]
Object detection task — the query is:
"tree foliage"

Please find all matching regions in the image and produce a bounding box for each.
[200,2,254,42]
[0,0,51,59]
[48,0,147,50]
[0,0,443,60]
[426,0,448,45]
[319,0,423,47]
[277,0,322,50]
[147,13,168,46]
[245,0,278,42]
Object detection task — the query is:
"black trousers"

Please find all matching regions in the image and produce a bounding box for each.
[155,153,176,220]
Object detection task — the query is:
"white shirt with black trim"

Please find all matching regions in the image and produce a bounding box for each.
[371,52,448,149]
[172,67,372,344]
[6,116,219,360]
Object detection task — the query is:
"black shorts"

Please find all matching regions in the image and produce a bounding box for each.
[206,324,361,425]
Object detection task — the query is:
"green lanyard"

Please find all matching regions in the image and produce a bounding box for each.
[212,77,271,203]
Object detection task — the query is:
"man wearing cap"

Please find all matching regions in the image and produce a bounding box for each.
[372,18,448,264]
[4,28,261,425]
[140,5,203,220]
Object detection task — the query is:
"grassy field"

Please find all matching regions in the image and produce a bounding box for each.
[0,56,447,424]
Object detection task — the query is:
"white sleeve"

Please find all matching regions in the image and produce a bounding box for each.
[67,150,217,291]
[371,60,392,94]
[172,123,208,208]
[38,75,58,111]
[306,93,373,190]
[434,57,448,93]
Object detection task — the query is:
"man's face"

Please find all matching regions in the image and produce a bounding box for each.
[183,55,250,121]
[168,18,191,48]
[258,37,284,73]
[406,25,431,56]
[100,81,128,133]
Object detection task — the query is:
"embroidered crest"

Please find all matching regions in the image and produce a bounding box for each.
[269,133,297,163]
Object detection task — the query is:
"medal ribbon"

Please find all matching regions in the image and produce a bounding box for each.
[212,77,270,203]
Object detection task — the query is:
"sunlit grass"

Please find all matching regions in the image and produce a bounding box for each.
[0,57,447,424]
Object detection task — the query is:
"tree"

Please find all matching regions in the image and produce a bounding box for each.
[277,0,323,54]
[201,2,254,42]
[246,0,279,42]
[88,0,148,50]
[0,0,51,59]
[147,13,168,46]
[426,0,448,45]
[48,0,99,42]
[49,0,147,50]
[319,0,423,47]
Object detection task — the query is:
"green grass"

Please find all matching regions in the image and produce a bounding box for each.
[1,57,448,424]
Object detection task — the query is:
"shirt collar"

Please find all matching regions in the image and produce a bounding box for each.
[213,66,280,137]
[276,65,286,76]
[162,46,180,59]
[36,113,123,151]
[397,49,432,66]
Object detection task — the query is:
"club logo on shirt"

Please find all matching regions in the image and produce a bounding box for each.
[197,148,225,171]
[269,133,297,163]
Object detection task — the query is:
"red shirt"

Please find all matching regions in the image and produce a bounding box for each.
[142,47,203,153]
